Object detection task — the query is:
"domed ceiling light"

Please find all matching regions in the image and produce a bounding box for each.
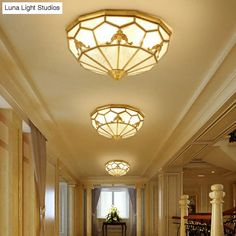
[105,160,130,176]
[67,9,171,80]
[90,104,144,139]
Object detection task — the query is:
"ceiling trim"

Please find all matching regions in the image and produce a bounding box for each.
[0,26,81,178]
[80,175,149,186]
[143,33,236,176]
[145,41,236,177]
[167,96,236,169]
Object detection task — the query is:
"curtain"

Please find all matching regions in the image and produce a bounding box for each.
[29,121,47,236]
[92,188,101,236]
[128,188,137,236]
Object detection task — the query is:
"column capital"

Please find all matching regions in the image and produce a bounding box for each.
[209,184,225,204]
[135,183,145,189]
[68,183,77,188]
[179,195,190,207]
[83,183,94,190]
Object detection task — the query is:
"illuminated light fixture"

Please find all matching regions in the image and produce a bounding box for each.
[105,160,130,176]
[90,104,144,139]
[198,174,205,178]
[67,9,171,80]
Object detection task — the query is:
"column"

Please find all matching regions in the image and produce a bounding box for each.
[76,184,84,236]
[157,170,183,236]
[136,185,143,236]
[144,183,150,236]
[0,109,22,236]
[85,185,93,236]
[157,172,165,236]
[179,195,189,236]
[68,184,76,236]
[209,184,225,236]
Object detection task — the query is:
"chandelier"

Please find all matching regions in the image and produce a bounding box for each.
[90,104,144,139]
[67,10,171,80]
[105,160,130,176]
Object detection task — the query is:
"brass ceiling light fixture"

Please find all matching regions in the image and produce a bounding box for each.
[67,9,171,80]
[90,104,144,139]
[105,160,130,176]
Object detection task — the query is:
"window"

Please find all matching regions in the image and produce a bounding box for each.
[97,188,129,218]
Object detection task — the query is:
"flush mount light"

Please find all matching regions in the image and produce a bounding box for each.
[105,160,130,176]
[90,104,144,139]
[67,9,171,80]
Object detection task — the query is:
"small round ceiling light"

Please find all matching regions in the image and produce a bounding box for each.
[67,9,171,80]
[90,104,144,139]
[105,160,130,176]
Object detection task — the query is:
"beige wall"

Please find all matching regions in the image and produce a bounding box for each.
[184,177,234,212]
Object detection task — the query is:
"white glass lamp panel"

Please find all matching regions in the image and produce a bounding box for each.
[142,31,162,49]
[75,29,96,48]
[127,109,139,116]
[106,16,134,27]
[105,111,117,123]
[114,191,129,218]
[100,124,113,135]
[80,54,107,72]
[97,128,111,138]
[108,123,118,135]
[97,108,110,115]
[121,125,135,136]
[117,123,128,135]
[81,63,105,75]
[81,16,104,29]
[111,163,117,168]
[111,107,125,113]
[136,18,158,31]
[123,132,136,139]
[125,49,151,70]
[98,191,112,218]
[69,39,79,58]
[138,113,144,120]
[91,120,97,128]
[130,116,140,125]
[119,46,138,69]
[86,48,111,69]
[156,42,168,60]
[122,24,145,46]
[136,120,144,130]
[123,131,136,139]
[119,112,131,123]
[112,169,120,176]
[95,114,106,124]
[159,27,170,41]
[68,24,80,37]
[94,22,118,44]
[128,56,155,72]
[100,46,118,69]
[105,164,111,171]
[91,112,97,119]
[129,65,154,75]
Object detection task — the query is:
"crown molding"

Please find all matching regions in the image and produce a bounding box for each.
[0,26,81,179]
[145,35,236,178]
[80,175,149,186]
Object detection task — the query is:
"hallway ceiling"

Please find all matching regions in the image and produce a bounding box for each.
[0,0,236,178]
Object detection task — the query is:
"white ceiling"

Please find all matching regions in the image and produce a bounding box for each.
[0,0,236,178]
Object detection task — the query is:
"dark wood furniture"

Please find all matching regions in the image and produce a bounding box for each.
[102,222,127,236]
